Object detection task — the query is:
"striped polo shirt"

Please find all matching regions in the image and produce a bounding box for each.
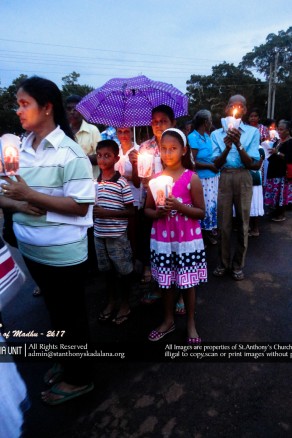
[13,126,95,266]
[94,171,134,238]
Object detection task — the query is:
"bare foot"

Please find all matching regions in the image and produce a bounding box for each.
[187,321,199,339]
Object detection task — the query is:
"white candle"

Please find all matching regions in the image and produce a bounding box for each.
[221,111,241,132]
[0,133,20,176]
[137,152,154,178]
[94,181,98,204]
[149,175,173,208]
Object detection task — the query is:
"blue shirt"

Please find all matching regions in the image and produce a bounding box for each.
[188,130,216,178]
[211,123,260,168]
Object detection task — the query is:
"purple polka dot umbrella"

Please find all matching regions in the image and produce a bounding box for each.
[76,75,189,127]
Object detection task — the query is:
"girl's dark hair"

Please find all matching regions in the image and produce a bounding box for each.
[18,76,74,140]
[161,129,194,171]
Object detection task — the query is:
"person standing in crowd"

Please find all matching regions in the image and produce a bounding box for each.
[66,94,101,171]
[94,140,134,324]
[211,95,260,281]
[145,128,206,344]
[247,108,267,236]
[180,120,193,136]
[188,109,219,246]
[248,108,269,142]
[0,235,29,438]
[115,127,141,262]
[66,94,101,277]
[1,76,95,405]
[248,145,265,236]
[264,119,292,222]
[266,118,280,142]
[130,105,176,302]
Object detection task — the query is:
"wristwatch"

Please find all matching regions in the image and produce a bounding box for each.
[277,151,280,155]
[238,145,243,151]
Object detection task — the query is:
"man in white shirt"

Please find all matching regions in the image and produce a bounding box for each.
[65,95,101,169]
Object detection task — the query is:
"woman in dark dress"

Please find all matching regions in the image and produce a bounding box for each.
[264,120,292,221]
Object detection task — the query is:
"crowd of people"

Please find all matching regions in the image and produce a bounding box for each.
[0,76,291,408]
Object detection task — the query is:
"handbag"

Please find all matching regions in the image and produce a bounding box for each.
[0,237,25,310]
[286,163,292,179]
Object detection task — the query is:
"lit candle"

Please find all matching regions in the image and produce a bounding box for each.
[0,133,20,176]
[269,130,277,140]
[222,109,241,132]
[137,152,154,178]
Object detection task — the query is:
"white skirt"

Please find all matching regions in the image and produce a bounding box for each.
[250,185,264,217]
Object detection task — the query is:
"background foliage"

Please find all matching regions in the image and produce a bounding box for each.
[0,27,291,135]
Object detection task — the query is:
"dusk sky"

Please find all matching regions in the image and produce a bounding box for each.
[1,0,291,93]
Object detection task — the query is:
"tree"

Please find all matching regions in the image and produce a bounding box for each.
[0,72,96,135]
[0,74,28,135]
[240,27,292,81]
[61,71,94,99]
[240,27,292,118]
[186,62,266,126]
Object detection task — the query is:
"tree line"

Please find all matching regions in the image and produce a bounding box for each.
[0,27,291,135]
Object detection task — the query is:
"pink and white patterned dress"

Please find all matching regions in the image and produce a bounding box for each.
[150,169,207,289]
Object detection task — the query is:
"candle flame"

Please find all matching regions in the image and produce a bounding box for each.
[232,108,238,118]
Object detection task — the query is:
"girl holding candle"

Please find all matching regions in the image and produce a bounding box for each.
[129,105,175,301]
[145,128,207,344]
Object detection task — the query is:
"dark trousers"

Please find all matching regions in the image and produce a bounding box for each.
[87,226,98,273]
[23,257,93,385]
[136,208,152,267]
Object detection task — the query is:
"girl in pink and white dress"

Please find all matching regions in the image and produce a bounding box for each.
[145,128,207,344]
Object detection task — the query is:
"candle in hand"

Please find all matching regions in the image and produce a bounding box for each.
[221,109,241,132]
[137,152,153,178]
[149,175,173,208]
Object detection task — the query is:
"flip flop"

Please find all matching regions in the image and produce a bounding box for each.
[175,302,186,316]
[232,270,245,281]
[112,310,131,325]
[140,292,161,304]
[32,286,42,297]
[248,231,260,237]
[148,323,175,342]
[42,382,94,406]
[44,363,64,386]
[98,310,113,321]
[213,266,227,277]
